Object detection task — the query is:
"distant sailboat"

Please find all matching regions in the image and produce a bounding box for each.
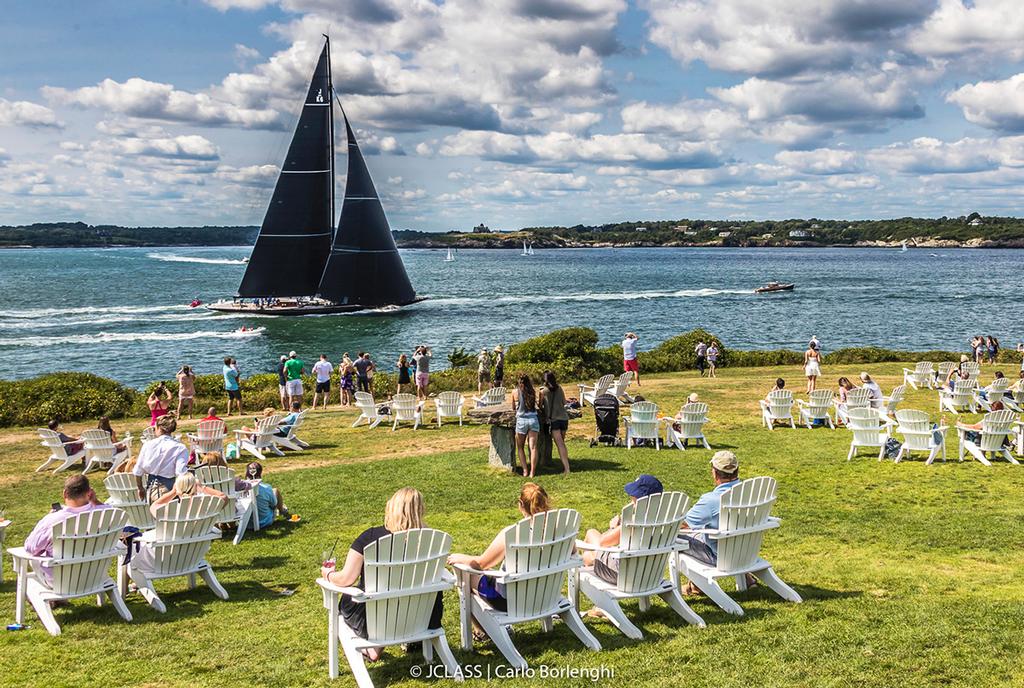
[528,243,535,255]
[521,240,529,256]
[208,36,422,316]
[444,247,455,262]
[901,240,908,252]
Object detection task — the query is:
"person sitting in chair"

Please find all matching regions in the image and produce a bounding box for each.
[244,461,289,527]
[276,401,302,438]
[24,475,110,580]
[580,474,664,586]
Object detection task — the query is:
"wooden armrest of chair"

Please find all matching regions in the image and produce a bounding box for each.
[449,562,503,579]
[6,546,52,566]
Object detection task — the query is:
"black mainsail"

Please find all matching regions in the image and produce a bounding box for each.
[315,116,417,307]
[237,42,334,299]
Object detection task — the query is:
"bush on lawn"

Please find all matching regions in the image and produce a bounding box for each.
[0,372,140,427]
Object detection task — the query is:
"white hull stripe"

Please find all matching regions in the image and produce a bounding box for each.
[343,196,378,200]
[304,103,331,106]
[331,248,398,253]
[281,169,331,174]
[259,232,333,238]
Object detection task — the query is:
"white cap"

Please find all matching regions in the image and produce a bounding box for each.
[289,350,297,357]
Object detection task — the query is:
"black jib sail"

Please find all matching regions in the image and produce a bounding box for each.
[237,42,334,298]
[315,116,417,306]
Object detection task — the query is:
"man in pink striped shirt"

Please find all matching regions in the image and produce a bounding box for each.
[24,475,110,562]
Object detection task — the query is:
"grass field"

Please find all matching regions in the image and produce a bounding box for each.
[2,362,1023,688]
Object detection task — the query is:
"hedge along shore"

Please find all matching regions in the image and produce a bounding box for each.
[0,325,1007,428]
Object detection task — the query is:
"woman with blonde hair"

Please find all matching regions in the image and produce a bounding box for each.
[320,487,441,659]
[447,483,551,638]
[148,472,227,517]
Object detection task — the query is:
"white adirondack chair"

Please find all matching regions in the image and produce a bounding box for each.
[835,387,872,425]
[880,384,905,417]
[434,391,465,427]
[187,419,227,457]
[81,429,132,475]
[471,386,506,408]
[760,390,796,430]
[124,495,228,613]
[664,402,711,449]
[452,509,600,670]
[572,492,704,638]
[140,426,157,443]
[935,361,957,387]
[894,410,947,464]
[578,374,614,407]
[233,414,285,460]
[104,473,156,530]
[963,361,981,381]
[846,407,892,460]
[390,393,425,431]
[958,410,1019,466]
[903,361,934,390]
[35,428,86,473]
[195,465,255,546]
[608,372,634,403]
[975,378,1016,412]
[352,392,385,429]
[939,379,977,414]
[317,529,463,685]
[624,401,661,449]
[796,390,835,429]
[0,517,10,582]
[673,476,801,616]
[8,508,131,636]
[273,410,310,451]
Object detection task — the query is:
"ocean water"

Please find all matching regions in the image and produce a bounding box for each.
[0,245,1019,387]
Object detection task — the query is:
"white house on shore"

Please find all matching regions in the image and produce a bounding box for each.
[789,229,811,238]
[968,218,983,226]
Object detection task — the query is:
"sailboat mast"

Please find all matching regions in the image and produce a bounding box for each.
[325,34,335,243]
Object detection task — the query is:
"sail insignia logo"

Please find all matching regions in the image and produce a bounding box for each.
[316,89,324,103]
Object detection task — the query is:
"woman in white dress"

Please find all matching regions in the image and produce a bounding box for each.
[804,344,822,393]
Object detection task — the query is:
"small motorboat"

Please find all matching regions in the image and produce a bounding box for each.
[189,298,203,308]
[755,282,795,294]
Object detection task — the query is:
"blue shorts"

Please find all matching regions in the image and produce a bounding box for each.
[515,412,540,435]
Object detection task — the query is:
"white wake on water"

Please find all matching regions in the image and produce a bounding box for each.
[147,253,247,266]
[0,327,265,348]
[0,311,211,330]
[0,304,193,319]
[429,287,752,306]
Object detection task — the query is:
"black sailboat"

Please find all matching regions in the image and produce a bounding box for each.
[208,36,422,316]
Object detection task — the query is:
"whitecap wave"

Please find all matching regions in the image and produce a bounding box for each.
[0,304,193,320]
[0,311,211,330]
[0,327,265,348]
[147,253,247,266]
[427,288,752,307]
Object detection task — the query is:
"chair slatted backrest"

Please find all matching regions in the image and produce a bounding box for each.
[251,415,283,447]
[610,372,632,397]
[81,429,117,463]
[986,378,1010,404]
[914,361,934,375]
[715,477,778,573]
[49,507,128,595]
[629,401,660,439]
[617,492,690,595]
[150,495,222,576]
[354,392,379,420]
[766,389,793,418]
[362,528,452,644]
[805,390,833,417]
[949,379,978,407]
[895,409,933,452]
[478,387,507,406]
[38,428,74,457]
[281,411,306,440]
[435,391,464,416]
[980,410,1016,452]
[592,375,614,397]
[191,420,226,454]
[503,509,580,620]
[195,465,240,523]
[104,473,156,530]
[845,388,873,410]
[963,361,981,380]
[936,361,957,380]
[678,402,709,438]
[848,407,885,444]
[887,384,905,407]
[391,393,420,421]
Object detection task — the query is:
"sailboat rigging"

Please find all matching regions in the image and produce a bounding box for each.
[444,247,455,262]
[208,36,422,316]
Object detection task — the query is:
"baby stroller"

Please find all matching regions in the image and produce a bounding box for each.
[590,393,621,446]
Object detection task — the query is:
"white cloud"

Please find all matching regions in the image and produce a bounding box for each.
[621,100,745,140]
[204,0,274,10]
[867,136,1001,174]
[214,164,279,187]
[775,148,863,175]
[909,0,1024,60]
[107,134,220,161]
[947,73,1024,133]
[0,98,63,128]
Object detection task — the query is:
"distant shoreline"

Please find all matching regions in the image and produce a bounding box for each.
[3,241,1023,250]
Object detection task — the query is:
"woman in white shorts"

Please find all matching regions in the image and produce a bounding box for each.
[804,344,822,393]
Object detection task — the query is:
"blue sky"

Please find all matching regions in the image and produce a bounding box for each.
[2,0,1024,231]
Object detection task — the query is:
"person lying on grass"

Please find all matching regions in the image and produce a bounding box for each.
[446,483,551,641]
[678,451,756,595]
[320,488,442,662]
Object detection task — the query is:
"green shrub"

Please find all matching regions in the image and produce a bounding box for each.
[1,372,140,427]
[642,329,726,372]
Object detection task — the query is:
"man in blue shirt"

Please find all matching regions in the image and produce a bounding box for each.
[245,462,289,528]
[222,356,242,417]
[275,401,301,438]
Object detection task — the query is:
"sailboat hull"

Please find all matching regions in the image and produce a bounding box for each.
[206,297,427,316]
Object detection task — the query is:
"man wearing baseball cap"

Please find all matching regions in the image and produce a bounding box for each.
[678,451,743,593]
[580,474,663,586]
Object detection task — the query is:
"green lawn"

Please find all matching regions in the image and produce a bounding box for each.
[2,362,1023,688]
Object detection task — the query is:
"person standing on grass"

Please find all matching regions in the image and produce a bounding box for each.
[413,345,432,400]
[538,370,571,475]
[338,353,355,406]
[353,352,374,394]
[804,343,822,393]
[284,351,305,408]
[493,345,505,388]
[312,354,333,410]
[223,356,242,416]
[512,373,541,477]
[706,342,719,378]
[176,365,196,419]
[695,340,707,377]
[147,384,173,426]
[622,332,641,386]
[477,348,491,393]
[276,355,289,411]
[396,353,412,395]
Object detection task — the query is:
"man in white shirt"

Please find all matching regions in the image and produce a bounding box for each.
[311,354,333,410]
[133,415,189,501]
[859,372,884,409]
[622,332,640,386]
